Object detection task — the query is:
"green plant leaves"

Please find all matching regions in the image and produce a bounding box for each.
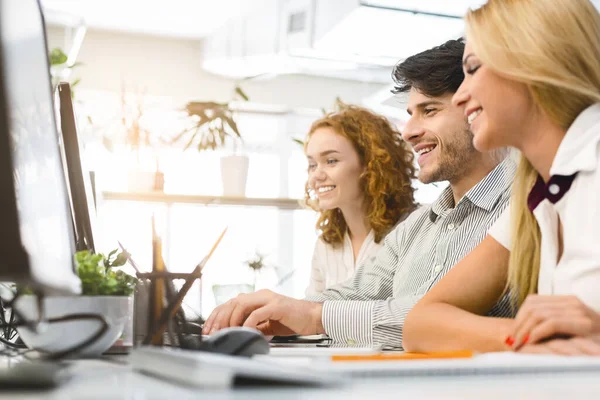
[245,252,265,271]
[49,48,68,66]
[292,138,305,147]
[234,86,249,101]
[111,252,129,268]
[48,47,83,98]
[75,250,137,296]
[222,115,241,137]
[174,86,250,152]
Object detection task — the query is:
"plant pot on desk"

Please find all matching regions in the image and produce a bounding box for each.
[220,155,249,197]
[15,295,132,358]
[105,295,135,354]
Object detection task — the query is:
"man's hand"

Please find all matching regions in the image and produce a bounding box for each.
[202,289,325,336]
[518,335,600,356]
[508,295,600,349]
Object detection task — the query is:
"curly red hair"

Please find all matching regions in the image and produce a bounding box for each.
[304,104,417,246]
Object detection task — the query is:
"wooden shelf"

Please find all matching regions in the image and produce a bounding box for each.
[101,191,305,210]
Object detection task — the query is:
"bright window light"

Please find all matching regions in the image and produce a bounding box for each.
[313,6,465,60]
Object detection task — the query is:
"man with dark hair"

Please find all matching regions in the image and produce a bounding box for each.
[202,39,515,349]
[392,38,466,96]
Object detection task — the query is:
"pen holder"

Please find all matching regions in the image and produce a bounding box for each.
[133,278,151,346]
[137,270,203,347]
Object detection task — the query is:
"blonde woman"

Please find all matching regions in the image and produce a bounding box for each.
[403,0,600,355]
[304,105,417,295]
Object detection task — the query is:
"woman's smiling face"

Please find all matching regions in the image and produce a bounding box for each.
[452,40,535,151]
[306,127,365,210]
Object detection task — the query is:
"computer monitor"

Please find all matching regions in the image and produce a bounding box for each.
[0,0,81,294]
[56,82,97,254]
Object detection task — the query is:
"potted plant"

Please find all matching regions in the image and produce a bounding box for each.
[102,86,164,192]
[245,252,298,292]
[211,250,288,306]
[15,249,137,357]
[211,250,265,306]
[171,86,250,196]
[49,47,82,94]
[245,251,267,290]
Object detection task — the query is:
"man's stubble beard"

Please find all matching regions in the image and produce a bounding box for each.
[418,127,478,185]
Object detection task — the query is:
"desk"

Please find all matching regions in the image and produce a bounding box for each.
[1,355,600,399]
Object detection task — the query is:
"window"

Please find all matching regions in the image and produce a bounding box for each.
[80,89,320,317]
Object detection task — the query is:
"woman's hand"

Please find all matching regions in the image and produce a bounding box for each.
[507,295,600,349]
[518,335,600,356]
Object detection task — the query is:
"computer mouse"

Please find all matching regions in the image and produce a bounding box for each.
[182,321,204,335]
[196,327,270,357]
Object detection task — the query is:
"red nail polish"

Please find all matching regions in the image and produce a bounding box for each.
[505,336,515,346]
[522,334,530,345]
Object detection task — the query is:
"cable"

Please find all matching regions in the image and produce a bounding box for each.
[0,336,26,349]
[41,313,109,360]
[0,291,21,349]
[0,291,109,360]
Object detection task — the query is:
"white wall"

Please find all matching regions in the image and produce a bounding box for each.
[46,26,387,109]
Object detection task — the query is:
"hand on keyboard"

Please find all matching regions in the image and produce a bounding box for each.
[202,289,325,337]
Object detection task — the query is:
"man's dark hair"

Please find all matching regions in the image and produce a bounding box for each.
[391,38,465,96]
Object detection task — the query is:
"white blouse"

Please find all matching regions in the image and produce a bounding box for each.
[489,104,600,312]
[305,230,381,296]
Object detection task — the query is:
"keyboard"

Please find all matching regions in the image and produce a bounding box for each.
[0,361,70,389]
[131,346,341,388]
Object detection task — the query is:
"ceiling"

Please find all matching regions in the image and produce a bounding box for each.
[41,0,600,87]
[40,0,253,38]
[40,0,600,41]
[363,0,485,16]
[39,0,491,39]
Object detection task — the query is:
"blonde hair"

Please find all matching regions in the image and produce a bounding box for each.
[465,0,600,307]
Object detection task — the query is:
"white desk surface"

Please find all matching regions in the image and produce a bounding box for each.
[1,355,599,400]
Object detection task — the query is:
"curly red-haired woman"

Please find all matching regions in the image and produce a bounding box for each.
[304,104,417,295]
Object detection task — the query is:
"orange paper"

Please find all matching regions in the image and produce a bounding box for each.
[331,350,473,362]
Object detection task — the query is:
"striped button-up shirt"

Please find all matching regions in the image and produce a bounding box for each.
[305,158,517,348]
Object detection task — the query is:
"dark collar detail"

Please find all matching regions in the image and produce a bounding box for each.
[527,173,578,212]
[429,186,455,222]
[429,209,438,223]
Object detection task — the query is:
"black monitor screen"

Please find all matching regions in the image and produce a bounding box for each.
[0,0,79,293]
[57,82,96,254]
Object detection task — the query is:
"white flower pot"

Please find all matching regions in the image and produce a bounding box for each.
[220,155,249,197]
[15,295,132,358]
[105,294,135,354]
[127,170,164,192]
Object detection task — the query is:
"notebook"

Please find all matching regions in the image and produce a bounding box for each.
[324,352,600,378]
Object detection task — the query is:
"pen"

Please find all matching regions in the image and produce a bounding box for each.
[146,227,227,346]
[331,350,473,362]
